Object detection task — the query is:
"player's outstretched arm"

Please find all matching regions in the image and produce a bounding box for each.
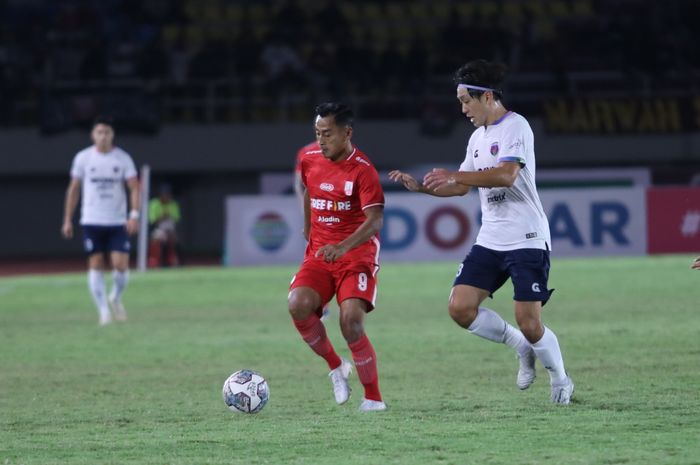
[388,170,469,197]
[315,206,384,263]
[424,162,520,192]
[61,178,81,239]
[692,256,700,270]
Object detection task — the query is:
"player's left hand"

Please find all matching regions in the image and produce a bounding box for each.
[315,244,347,263]
[692,256,700,270]
[423,168,457,192]
[126,218,139,235]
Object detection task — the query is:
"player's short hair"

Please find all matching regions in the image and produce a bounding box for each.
[315,102,354,128]
[92,115,115,129]
[454,59,508,101]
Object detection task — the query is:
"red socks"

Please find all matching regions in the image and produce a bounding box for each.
[293,314,341,370]
[294,317,382,402]
[348,334,382,401]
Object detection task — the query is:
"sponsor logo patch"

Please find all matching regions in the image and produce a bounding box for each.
[487,192,506,203]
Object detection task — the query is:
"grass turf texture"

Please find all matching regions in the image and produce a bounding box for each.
[1,255,699,465]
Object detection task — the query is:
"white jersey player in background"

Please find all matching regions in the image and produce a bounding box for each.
[390,59,574,404]
[62,117,140,326]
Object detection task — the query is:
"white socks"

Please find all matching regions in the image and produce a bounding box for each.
[88,269,110,317]
[468,307,530,356]
[468,308,568,385]
[531,326,567,384]
[88,269,129,318]
[110,269,129,302]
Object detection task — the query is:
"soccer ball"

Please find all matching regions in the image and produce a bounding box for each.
[222,370,269,414]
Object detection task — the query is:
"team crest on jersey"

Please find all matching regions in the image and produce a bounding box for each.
[490,142,499,156]
[320,183,334,192]
[344,181,353,196]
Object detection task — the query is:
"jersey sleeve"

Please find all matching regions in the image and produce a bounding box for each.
[299,156,308,188]
[295,148,304,173]
[458,137,475,172]
[69,152,85,179]
[358,166,384,210]
[123,153,138,179]
[497,119,530,166]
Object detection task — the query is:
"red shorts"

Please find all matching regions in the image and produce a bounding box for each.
[289,258,379,316]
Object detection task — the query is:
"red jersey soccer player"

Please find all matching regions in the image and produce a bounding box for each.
[293,140,331,321]
[288,102,386,412]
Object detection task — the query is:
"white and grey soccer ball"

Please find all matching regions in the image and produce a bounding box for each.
[222,370,269,414]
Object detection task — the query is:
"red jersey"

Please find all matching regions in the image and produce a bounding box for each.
[295,141,322,173]
[300,146,384,265]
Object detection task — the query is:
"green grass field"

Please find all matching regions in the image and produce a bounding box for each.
[1,255,699,465]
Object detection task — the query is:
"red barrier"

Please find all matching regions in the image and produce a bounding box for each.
[647,187,700,253]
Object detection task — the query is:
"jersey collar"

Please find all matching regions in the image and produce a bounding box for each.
[490,111,512,126]
[345,147,357,161]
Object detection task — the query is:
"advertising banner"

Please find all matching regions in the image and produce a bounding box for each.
[540,187,647,257]
[225,188,647,266]
[647,187,700,254]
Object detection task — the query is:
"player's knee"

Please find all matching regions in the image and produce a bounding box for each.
[287,292,315,320]
[516,318,543,343]
[339,314,364,343]
[448,299,478,328]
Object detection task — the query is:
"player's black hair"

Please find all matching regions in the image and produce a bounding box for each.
[453,59,508,101]
[92,115,115,128]
[315,102,354,128]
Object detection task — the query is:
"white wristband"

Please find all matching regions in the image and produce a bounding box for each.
[129,209,140,220]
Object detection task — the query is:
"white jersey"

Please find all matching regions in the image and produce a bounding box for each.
[70,146,138,225]
[459,111,551,251]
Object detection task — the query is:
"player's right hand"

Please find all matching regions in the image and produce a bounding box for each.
[126,218,139,235]
[61,221,73,239]
[388,170,422,192]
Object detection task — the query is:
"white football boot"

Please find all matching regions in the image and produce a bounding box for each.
[328,358,352,404]
[98,311,113,326]
[516,347,537,390]
[108,295,128,322]
[359,398,387,412]
[550,376,575,404]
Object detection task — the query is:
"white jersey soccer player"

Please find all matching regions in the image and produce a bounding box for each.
[71,146,137,226]
[62,117,140,326]
[390,59,574,404]
[460,111,551,252]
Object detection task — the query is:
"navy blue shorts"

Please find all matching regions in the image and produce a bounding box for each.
[82,225,131,255]
[453,244,554,305]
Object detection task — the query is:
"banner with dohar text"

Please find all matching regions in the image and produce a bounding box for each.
[225,188,648,266]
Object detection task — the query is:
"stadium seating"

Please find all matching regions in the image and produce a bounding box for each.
[1,0,698,127]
